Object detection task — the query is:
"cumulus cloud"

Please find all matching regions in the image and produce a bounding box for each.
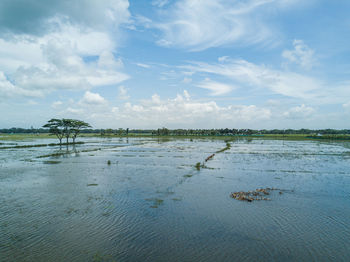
[283,104,315,119]
[60,90,272,128]
[0,1,130,100]
[196,78,235,96]
[0,0,130,36]
[118,85,130,100]
[0,37,129,98]
[80,91,107,105]
[150,0,304,51]
[282,40,315,70]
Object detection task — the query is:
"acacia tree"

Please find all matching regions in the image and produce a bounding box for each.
[43,118,91,144]
[43,119,65,145]
[70,120,91,143]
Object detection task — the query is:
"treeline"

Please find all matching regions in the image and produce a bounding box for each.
[153,128,350,136]
[1,127,350,136]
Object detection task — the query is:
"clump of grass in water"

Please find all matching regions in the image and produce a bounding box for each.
[107,160,111,165]
[43,160,61,164]
[183,174,193,178]
[195,162,201,170]
[216,142,231,153]
[87,183,98,186]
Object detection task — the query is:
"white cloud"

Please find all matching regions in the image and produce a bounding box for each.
[51,101,63,109]
[0,1,130,101]
[152,0,170,8]
[118,85,130,100]
[60,90,271,128]
[0,0,131,36]
[0,26,129,99]
[136,63,151,68]
[283,104,315,119]
[196,78,235,96]
[181,59,322,100]
[151,0,304,51]
[282,40,315,70]
[80,91,107,105]
[98,51,124,70]
[0,71,44,98]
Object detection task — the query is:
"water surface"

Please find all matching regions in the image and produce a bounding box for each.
[1,137,350,261]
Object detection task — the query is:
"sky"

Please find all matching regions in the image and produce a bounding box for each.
[0,0,350,129]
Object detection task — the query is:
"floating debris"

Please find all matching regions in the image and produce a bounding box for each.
[230,188,287,202]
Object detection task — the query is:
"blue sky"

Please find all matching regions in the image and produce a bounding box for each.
[0,0,350,129]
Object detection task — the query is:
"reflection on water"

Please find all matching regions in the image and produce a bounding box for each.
[1,137,350,261]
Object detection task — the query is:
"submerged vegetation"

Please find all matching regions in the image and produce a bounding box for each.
[230,188,290,202]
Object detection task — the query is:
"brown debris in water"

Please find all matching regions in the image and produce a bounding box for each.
[230,187,285,202]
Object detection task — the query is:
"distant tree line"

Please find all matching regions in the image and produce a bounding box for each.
[2,127,350,136]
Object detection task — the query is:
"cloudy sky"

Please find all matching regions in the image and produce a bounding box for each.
[0,0,350,129]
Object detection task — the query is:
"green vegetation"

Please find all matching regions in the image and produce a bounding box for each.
[216,142,231,153]
[3,128,350,142]
[195,162,201,170]
[43,118,91,145]
[0,141,84,149]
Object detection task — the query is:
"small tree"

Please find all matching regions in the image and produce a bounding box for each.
[43,118,91,145]
[70,120,91,143]
[43,119,65,145]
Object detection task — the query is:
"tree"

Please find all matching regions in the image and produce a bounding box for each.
[70,120,91,143]
[43,118,91,145]
[43,119,65,145]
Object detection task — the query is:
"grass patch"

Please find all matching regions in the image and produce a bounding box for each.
[195,162,201,170]
[0,141,84,150]
[216,142,231,153]
[87,183,98,186]
[43,160,61,164]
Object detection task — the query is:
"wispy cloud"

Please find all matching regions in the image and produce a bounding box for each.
[150,0,304,51]
[196,78,235,96]
[181,59,321,100]
[136,63,151,68]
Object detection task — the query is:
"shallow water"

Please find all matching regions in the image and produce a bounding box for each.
[1,137,350,261]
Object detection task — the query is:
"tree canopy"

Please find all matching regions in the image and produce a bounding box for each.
[43,118,91,145]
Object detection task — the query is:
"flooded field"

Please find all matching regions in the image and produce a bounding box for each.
[1,137,350,261]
